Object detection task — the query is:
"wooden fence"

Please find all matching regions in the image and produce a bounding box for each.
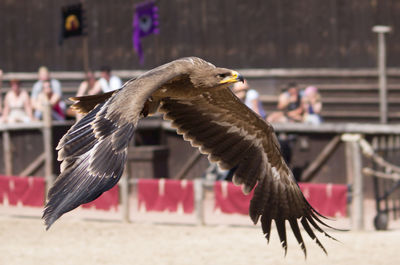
[0,104,73,194]
[2,105,400,229]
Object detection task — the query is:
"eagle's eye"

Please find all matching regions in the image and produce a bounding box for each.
[217,73,229,79]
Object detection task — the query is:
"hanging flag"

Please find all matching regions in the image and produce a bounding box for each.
[60,3,85,44]
[133,1,159,64]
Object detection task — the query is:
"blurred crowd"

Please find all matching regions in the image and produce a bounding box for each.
[232,80,323,125]
[0,67,321,127]
[0,66,121,124]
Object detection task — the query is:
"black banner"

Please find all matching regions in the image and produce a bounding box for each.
[61,3,84,39]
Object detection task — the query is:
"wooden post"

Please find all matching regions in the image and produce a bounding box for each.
[120,165,130,223]
[81,0,90,72]
[342,133,364,230]
[43,102,53,194]
[373,25,392,124]
[194,178,205,225]
[82,36,90,72]
[3,131,12,176]
[372,136,379,151]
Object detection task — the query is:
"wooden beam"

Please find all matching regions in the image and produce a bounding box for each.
[261,95,400,105]
[269,122,400,135]
[5,67,400,83]
[363,167,400,181]
[82,35,90,72]
[302,135,341,182]
[175,150,203,180]
[0,120,74,132]
[18,152,45,177]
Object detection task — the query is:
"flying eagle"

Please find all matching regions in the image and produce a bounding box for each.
[43,57,337,256]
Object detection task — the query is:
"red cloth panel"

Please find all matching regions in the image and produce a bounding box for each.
[138,179,194,213]
[299,183,347,217]
[0,175,45,207]
[0,176,10,204]
[82,185,119,211]
[214,181,347,217]
[214,181,253,215]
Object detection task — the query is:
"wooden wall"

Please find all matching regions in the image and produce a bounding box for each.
[1,0,400,72]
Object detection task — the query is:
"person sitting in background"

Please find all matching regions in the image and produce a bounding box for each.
[70,70,98,120]
[91,66,122,94]
[232,79,266,119]
[31,66,62,102]
[1,79,34,123]
[302,85,322,125]
[76,70,98,97]
[267,82,303,123]
[32,81,65,121]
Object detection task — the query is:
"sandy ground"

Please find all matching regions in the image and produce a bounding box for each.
[0,216,399,265]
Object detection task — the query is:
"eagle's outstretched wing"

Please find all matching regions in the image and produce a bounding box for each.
[43,58,209,228]
[43,94,134,228]
[159,89,336,256]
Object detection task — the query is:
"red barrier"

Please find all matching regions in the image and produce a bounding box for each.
[0,175,119,210]
[0,175,45,207]
[214,181,253,214]
[81,185,119,211]
[299,183,347,217]
[138,179,194,213]
[0,175,346,218]
[214,181,347,217]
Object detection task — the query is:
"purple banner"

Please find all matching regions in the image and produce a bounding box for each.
[133,1,159,64]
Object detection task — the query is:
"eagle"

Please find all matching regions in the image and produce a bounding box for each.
[43,57,338,256]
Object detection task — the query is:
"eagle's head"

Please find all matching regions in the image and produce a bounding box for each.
[190,66,244,89]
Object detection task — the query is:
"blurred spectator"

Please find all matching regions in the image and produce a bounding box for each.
[76,70,98,97]
[267,82,303,123]
[302,86,322,125]
[32,81,65,121]
[232,79,266,119]
[91,66,122,94]
[72,70,98,120]
[31,66,62,101]
[1,79,33,123]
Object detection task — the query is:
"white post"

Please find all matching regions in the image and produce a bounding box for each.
[3,130,12,176]
[194,178,204,225]
[43,102,53,194]
[120,165,130,223]
[342,133,364,230]
[372,25,392,124]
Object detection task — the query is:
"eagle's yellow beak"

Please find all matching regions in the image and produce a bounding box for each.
[219,71,244,84]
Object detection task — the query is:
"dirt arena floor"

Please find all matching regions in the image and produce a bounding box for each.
[1,216,399,265]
